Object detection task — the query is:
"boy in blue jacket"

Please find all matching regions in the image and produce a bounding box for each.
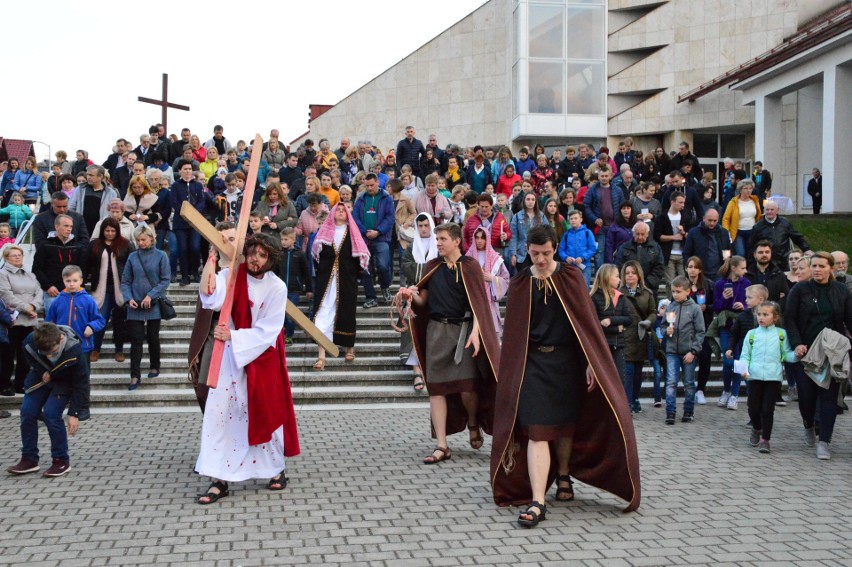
[557,210,597,285]
[46,265,105,420]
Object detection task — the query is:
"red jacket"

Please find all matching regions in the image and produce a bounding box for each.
[496,173,522,198]
[463,212,511,252]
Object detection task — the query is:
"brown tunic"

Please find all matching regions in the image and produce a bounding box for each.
[490,263,641,512]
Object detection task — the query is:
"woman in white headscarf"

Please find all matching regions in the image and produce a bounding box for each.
[398,213,438,391]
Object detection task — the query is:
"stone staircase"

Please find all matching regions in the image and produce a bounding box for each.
[0,282,729,412]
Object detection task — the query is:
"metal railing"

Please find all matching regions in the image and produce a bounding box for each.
[0,209,38,270]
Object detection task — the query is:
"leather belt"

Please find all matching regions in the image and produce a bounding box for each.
[529,343,557,353]
[430,316,472,326]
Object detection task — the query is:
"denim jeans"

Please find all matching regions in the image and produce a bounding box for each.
[624,362,644,405]
[362,240,392,299]
[719,328,741,396]
[156,229,178,277]
[42,291,57,315]
[665,353,696,415]
[173,228,200,282]
[20,381,70,462]
[594,227,607,272]
[93,294,124,353]
[284,292,301,337]
[733,230,751,257]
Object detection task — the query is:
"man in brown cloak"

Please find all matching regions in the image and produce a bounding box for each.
[490,225,640,527]
[400,223,500,464]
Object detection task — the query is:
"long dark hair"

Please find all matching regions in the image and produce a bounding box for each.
[91,217,130,260]
[615,201,637,228]
[686,255,709,291]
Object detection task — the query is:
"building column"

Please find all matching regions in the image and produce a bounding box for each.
[821,64,852,213]
[754,95,782,178]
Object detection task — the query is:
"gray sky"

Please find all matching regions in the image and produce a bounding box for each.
[3,0,486,164]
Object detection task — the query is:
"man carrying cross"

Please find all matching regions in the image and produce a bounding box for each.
[194,232,300,504]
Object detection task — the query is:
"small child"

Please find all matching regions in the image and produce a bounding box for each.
[0,222,15,247]
[248,211,263,235]
[338,185,353,204]
[276,228,313,345]
[6,322,89,477]
[46,265,106,357]
[449,186,467,224]
[723,284,768,411]
[0,192,33,237]
[437,176,450,199]
[740,302,798,453]
[663,277,706,424]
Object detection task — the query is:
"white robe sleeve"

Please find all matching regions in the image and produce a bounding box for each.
[229,278,289,368]
[199,269,229,311]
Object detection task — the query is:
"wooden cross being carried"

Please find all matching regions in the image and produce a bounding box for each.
[180,134,338,388]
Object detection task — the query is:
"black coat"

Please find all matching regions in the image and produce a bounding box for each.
[613,240,666,291]
[32,210,90,247]
[747,216,810,260]
[275,247,312,293]
[784,280,852,348]
[23,327,88,417]
[591,290,633,349]
[32,235,89,291]
[747,264,789,305]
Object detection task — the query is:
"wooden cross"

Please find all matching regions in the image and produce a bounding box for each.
[180,136,338,388]
[137,73,190,136]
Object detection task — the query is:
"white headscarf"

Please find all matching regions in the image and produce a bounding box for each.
[411,213,438,264]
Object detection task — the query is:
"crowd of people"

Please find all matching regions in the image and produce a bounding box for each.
[0,124,849,501]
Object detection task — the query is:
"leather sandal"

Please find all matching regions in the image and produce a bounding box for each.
[555,475,574,502]
[468,423,483,450]
[267,472,288,491]
[423,446,451,464]
[197,480,229,505]
[312,358,326,370]
[344,350,355,362]
[413,375,425,392]
[518,501,547,528]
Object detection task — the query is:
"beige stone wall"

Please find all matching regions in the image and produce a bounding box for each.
[607,0,804,139]
[291,0,512,155]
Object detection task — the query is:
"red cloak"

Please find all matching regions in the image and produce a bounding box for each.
[410,256,501,436]
[490,265,641,511]
[232,264,300,456]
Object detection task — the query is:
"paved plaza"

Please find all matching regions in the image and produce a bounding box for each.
[0,400,850,567]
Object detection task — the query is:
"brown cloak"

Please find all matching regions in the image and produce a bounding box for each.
[410,256,501,437]
[490,265,641,512]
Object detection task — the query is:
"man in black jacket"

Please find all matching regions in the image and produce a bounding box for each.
[32,192,89,246]
[102,138,130,178]
[747,201,810,260]
[660,171,703,229]
[751,161,772,202]
[32,214,89,314]
[278,153,304,192]
[395,126,426,178]
[670,141,702,176]
[807,168,822,214]
[613,222,666,290]
[683,209,731,281]
[746,240,789,304]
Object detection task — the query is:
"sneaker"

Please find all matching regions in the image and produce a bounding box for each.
[665,413,676,425]
[785,386,798,402]
[726,396,739,410]
[681,413,694,423]
[816,441,831,460]
[775,395,787,407]
[7,458,39,474]
[42,459,71,477]
[284,336,294,346]
[695,391,706,405]
[653,400,662,408]
[382,288,393,304]
[718,391,731,407]
[749,428,762,447]
[632,400,642,414]
[757,440,771,453]
[803,427,816,447]
[363,299,378,309]
[76,408,91,422]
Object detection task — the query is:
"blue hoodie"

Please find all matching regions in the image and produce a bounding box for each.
[46,289,106,353]
[558,224,597,263]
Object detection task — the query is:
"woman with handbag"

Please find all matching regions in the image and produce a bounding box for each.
[120,225,171,390]
[88,217,132,363]
[13,156,43,206]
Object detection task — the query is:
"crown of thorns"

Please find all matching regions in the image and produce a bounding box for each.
[244,232,281,267]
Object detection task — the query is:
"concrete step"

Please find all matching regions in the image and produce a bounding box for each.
[92,341,405,357]
[84,355,409,373]
[84,370,416,389]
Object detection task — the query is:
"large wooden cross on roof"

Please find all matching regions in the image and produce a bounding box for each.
[180,134,338,388]
[137,73,190,136]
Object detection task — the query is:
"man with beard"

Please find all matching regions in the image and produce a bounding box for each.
[195,232,300,504]
[491,225,640,527]
[746,240,789,304]
[399,223,500,465]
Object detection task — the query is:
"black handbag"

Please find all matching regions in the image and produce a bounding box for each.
[134,253,176,320]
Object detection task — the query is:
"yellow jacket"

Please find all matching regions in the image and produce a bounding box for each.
[319,186,340,208]
[722,195,762,241]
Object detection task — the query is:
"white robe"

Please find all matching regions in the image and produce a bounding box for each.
[314,224,347,342]
[194,268,290,482]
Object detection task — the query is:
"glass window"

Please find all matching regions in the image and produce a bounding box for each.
[566,6,605,60]
[529,4,564,59]
[566,62,603,114]
[721,134,746,158]
[693,133,717,158]
[529,61,564,113]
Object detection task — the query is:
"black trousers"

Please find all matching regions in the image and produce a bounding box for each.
[746,381,780,440]
[797,372,840,443]
[696,337,712,392]
[128,320,161,379]
[0,326,34,392]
